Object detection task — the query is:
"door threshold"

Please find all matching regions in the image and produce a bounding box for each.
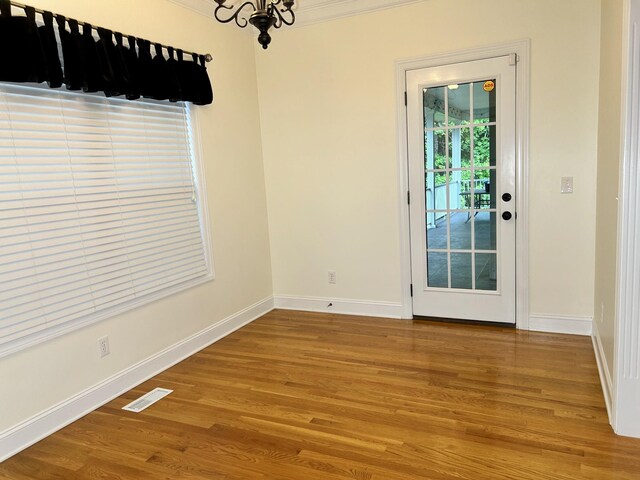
[412,316,516,328]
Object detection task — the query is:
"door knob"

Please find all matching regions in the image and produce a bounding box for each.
[502,193,512,202]
[502,211,512,221]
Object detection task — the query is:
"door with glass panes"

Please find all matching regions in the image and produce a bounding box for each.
[407,56,516,323]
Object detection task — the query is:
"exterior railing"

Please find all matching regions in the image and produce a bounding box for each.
[426,181,461,227]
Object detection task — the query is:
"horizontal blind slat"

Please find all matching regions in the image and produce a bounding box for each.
[0,229,203,276]
[0,192,193,218]
[0,186,194,210]
[0,198,196,231]
[0,232,202,288]
[0,201,198,241]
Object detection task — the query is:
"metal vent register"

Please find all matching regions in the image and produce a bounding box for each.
[122,388,173,413]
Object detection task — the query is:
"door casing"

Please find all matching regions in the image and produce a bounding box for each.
[395,40,531,329]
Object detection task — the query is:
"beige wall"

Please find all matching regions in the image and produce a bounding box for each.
[595,0,625,380]
[0,0,612,437]
[256,0,601,317]
[0,0,272,431]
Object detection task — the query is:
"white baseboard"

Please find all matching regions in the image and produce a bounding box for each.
[528,314,593,336]
[0,296,274,463]
[274,295,404,319]
[591,321,614,423]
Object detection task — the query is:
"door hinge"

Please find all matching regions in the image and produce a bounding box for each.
[410,283,413,297]
[509,53,518,66]
[407,190,410,205]
[404,91,407,106]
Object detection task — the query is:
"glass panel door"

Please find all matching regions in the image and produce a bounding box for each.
[407,54,517,324]
[424,79,498,291]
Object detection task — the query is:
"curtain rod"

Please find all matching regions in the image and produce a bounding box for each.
[9,0,213,63]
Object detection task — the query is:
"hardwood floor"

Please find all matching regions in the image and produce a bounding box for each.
[2,309,640,479]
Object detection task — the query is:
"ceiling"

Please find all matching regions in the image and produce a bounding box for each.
[168,0,424,26]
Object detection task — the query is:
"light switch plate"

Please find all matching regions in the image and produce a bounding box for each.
[561,176,574,194]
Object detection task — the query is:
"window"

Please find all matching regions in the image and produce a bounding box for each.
[0,83,213,356]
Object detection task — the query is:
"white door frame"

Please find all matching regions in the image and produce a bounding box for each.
[395,40,531,329]
[613,0,640,438]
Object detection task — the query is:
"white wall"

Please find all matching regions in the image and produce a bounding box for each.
[256,0,601,320]
[0,0,272,432]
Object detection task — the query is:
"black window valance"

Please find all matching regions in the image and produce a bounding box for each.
[0,0,213,105]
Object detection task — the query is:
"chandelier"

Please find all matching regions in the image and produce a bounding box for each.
[213,0,296,50]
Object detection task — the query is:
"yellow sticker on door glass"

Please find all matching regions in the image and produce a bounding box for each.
[483,80,495,92]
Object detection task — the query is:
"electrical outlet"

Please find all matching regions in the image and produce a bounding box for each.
[328,271,337,284]
[561,176,574,194]
[98,336,110,358]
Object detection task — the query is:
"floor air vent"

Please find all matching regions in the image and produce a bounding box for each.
[122,387,173,413]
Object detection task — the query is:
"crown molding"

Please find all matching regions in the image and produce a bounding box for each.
[167,0,425,27]
[167,0,213,18]
[293,0,425,26]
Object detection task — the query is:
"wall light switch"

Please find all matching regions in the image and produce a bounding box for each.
[561,176,574,194]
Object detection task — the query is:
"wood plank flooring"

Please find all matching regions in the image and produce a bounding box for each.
[2,309,640,479]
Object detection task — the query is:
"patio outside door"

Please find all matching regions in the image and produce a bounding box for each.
[407,56,516,323]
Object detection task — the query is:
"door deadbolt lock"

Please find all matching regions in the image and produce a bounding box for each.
[502,193,512,202]
[502,211,513,221]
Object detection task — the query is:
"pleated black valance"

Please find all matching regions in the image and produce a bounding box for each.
[0,0,213,105]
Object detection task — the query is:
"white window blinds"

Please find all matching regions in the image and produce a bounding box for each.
[0,83,212,354]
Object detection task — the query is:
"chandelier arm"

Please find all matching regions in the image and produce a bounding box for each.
[213,1,255,28]
[266,1,281,28]
[272,3,295,29]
